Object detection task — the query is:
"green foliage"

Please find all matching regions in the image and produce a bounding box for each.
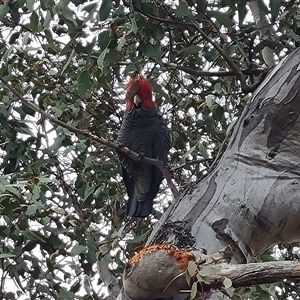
[0,0,298,299]
[230,283,279,300]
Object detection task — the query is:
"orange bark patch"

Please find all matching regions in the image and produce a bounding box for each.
[129,244,195,270]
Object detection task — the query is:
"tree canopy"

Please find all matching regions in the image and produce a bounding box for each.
[0,0,300,299]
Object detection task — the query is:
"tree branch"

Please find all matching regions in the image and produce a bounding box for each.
[187,20,250,92]
[53,166,84,219]
[130,4,261,93]
[122,244,300,299]
[172,158,213,172]
[204,260,300,289]
[0,76,179,200]
[165,63,264,77]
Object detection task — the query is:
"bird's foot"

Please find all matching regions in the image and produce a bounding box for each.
[138,151,145,161]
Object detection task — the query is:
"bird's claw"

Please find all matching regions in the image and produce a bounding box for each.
[138,151,145,161]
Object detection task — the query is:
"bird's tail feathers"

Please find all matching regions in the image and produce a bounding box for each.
[126,194,153,218]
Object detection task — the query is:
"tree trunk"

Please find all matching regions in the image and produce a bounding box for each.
[148,48,300,263]
[120,48,300,300]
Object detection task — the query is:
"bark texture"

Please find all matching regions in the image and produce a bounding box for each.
[118,48,300,300]
[148,48,300,263]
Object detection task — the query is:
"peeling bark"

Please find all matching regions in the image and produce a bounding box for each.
[118,47,300,300]
[123,245,300,299]
[148,48,300,263]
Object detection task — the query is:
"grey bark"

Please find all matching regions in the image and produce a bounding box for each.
[118,48,300,300]
[149,47,300,262]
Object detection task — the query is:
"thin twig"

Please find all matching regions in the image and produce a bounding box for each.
[165,63,264,77]
[0,76,179,200]
[116,61,264,78]
[187,19,249,92]
[172,158,213,172]
[55,166,84,220]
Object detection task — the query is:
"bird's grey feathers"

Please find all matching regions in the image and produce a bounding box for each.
[117,107,170,217]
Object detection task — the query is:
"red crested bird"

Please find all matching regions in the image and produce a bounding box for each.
[117,75,170,218]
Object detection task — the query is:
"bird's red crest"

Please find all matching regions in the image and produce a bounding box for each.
[126,76,152,93]
[125,76,155,110]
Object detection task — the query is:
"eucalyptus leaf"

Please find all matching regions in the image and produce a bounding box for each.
[175,1,190,17]
[71,244,88,255]
[208,10,234,27]
[59,287,75,300]
[26,0,35,11]
[0,3,9,21]
[97,48,110,69]
[99,0,112,21]
[190,282,197,299]
[0,253,16,258]
[237,0,247,24]
[223,277,232,289]
[77,70,90,98]
[25,204,37,216]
